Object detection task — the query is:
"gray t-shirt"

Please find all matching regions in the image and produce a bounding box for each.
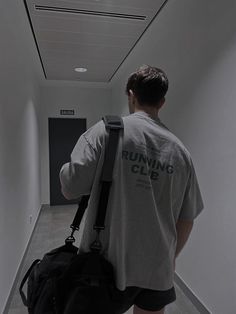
[60,111,204,291]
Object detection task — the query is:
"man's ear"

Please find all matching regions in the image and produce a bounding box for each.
[159,97,166,109]
[129,90,137,105]
[129,89,134,98]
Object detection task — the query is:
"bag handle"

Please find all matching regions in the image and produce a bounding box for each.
[19,259,41,306]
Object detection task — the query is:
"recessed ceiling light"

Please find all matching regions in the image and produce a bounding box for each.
[74,67,87,73]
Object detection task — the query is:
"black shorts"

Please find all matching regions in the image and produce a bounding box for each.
[111,285,176,313]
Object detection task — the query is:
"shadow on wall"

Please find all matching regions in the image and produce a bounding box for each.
[161,0,236,132]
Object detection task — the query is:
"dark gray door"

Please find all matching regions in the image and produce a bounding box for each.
[48,118,86,205]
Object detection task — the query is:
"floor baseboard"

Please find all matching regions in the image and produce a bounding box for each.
[174,272,211,313]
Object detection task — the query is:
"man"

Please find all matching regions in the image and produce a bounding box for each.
[60,65,204,314]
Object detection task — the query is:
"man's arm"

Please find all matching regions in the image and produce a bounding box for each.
[173,157,204,268]
[175,219,194,260]
[59,132,101,201]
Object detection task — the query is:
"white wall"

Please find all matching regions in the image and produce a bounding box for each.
[111,0,236,313]
[0,0,43,311]
[39,81,111,204]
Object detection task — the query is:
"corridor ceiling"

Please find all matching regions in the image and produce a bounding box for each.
[24,0,168,82]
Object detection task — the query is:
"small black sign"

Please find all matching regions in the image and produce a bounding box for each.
[60,109,75,116]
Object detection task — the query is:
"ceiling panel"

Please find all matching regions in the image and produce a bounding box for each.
[32,15,145,37]
[24,0,168,82]
[39,40,129,60]
[36,29,135,47]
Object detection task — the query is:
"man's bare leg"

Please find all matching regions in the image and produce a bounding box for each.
[133,304,165,314]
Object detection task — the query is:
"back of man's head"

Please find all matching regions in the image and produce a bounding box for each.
[126,65,169,107]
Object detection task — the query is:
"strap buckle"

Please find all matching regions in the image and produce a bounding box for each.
[103,115,124,130]
[65,235,75,244]
[90,231,102,252]
[65,227,76,244]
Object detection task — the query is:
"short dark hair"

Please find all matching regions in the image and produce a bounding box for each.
[126,65,169,107]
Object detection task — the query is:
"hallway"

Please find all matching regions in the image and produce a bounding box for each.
[7,205,200,314]
[2,0,236,312]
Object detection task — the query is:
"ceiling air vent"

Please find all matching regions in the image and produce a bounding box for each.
[34,5,147,21]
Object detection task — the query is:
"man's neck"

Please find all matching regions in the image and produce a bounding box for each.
[134,107,159,120]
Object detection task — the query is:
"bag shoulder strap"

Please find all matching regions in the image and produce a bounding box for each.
[100,115,124,182]
[68,116,123,245]
[93,115,123,220]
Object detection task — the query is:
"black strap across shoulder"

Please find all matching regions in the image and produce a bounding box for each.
[67,115,123,250]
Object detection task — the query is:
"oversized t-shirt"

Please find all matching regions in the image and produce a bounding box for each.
[60,111,204,291]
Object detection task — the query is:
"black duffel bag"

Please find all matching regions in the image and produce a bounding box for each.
[20,241,119,314]
[20,243,78,314]
[19,116,124,314]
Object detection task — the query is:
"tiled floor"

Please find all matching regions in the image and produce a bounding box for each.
[7,205,200,314]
